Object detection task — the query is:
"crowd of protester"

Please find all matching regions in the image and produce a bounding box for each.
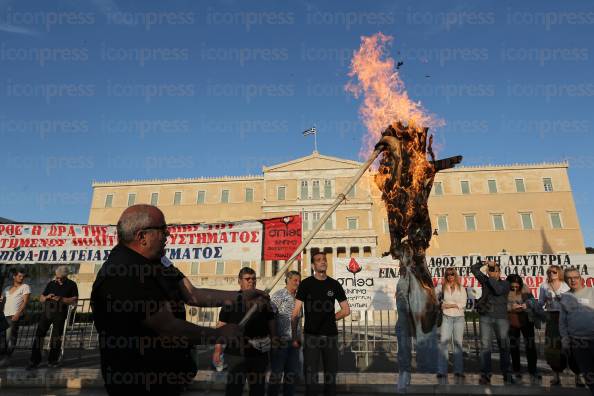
[427,260,593,395]
[0,265,78,369]
[1,206,593,396]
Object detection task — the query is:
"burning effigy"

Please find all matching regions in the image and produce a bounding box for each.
[347,33,462,382]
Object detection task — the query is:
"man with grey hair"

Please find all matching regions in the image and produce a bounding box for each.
[91,204,268,396]
[27,265,78,369]
[559,268,594,395]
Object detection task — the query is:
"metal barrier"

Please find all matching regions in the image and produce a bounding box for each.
[7,299,549,369]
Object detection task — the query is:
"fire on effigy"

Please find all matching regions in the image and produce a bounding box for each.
[347,33,463,373]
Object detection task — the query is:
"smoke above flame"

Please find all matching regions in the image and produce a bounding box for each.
[345,33,443,159]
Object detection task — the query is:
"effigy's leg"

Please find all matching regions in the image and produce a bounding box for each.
[407,268,438,374]
[396,267,413,392]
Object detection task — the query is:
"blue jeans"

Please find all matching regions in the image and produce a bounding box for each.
[479,316,511,377]
[268,344,300,396]
[396,312,412,372]
[438,315,465,375]
[396,313,437,373]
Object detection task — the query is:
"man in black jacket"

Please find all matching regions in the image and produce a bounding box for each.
[471,260,513,385]
[91,204,267,396]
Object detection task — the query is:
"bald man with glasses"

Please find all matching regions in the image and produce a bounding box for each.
[91,205,268,396]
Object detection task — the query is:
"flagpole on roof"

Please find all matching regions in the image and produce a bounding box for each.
[302,126,318,153]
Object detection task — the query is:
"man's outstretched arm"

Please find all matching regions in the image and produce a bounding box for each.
[144,301,240,346]
[179,277,267,307]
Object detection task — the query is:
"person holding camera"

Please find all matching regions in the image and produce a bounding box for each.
[471,260,513,385]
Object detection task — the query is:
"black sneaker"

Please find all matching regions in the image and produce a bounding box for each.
[479,375,491,385]
[504,374,517,385]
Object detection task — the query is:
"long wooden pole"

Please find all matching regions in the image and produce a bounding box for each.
[239,148,382,327]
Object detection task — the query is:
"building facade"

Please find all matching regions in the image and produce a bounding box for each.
[77,152,585,298]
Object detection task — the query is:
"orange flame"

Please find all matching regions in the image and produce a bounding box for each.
[346,33,446,259]
[345,33,443,158]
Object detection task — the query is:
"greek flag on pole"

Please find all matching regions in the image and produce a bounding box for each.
[302,127,316,136]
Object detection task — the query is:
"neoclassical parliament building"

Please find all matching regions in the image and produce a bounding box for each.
[76,152,585,298]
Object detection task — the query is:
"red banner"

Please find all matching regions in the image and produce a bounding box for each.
[262,215,302,260]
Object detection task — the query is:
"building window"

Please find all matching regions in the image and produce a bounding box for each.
[460,180,470,195]
[105,194,113,208]
[521,212,533,230]
[437,215,448,232]
[312,212,321,229]
[191,262,200,275]
[515,178,526,193]
[221,189,229,203]
[347,217,358,230]
[245,188,254,202]
[272,260,279,276]
[324,180,332,198]
[127,193,136,207]
[197,190,206,204]
[492,214,505,231]
[216,261,225,275]
[173,191,182,206]
[549,212,563,229]
[488,179,498,194]
[277,186,286,201]
[464,214,476,231]
[150,192,159,206]
[259,261,266,277]
[303,212,309,231]
[434,182,443,196]
[543,177,554,192]
[324,215,333,230]
[312,180,320,199]
[300,180,308,200]
[347,184,356,198]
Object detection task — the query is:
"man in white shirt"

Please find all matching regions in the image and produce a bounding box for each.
[559,269,594,395]
[0,268,31,366]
